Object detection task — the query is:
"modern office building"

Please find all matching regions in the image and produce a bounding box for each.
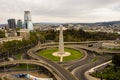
[17,19,23,28]
[24,11,33,30]
[7,19,16,29]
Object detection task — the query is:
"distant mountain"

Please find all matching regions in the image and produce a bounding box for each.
[95,21,120,26]
[1,20,120,27]
[74,21,120,26]
[33,22,66,25]
[0,24,8,28]
[33,21,120,26]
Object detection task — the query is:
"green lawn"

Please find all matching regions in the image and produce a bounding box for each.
[108,48,120,51]
[16,53,22,59]
[14,64,36,69]
[91,57,98,62]
[37,48,83,61]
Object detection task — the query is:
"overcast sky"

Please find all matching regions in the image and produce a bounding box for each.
[0,0,120,24]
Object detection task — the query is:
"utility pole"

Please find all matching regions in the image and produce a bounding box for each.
[27,60,29,74]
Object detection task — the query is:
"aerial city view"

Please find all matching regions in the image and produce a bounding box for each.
[0,0,120,80]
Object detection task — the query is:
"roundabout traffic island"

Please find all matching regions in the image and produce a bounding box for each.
[37,26,83,62]
[37,47,83,62]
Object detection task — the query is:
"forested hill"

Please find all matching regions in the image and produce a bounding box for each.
[74,21,120,26]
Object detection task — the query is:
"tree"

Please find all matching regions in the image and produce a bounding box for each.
[39,34,46,43]
[112,54,120,67]
[0,30,5,38]
[30,31,38,44]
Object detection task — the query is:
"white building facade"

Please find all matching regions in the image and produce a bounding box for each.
[24,11,33,30]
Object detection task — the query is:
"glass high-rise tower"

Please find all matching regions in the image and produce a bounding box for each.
[24,11,33,30]
[17,19,23,28]
[8,19,16,29]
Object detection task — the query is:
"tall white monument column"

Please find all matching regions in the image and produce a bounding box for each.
[52,25,71,62]
[59,25,64,55]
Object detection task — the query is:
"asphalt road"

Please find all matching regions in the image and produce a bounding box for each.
[28,42,113,80]
[67,50,95,72]
[27,46,78,80]
[72,55,111,80]
[0,41,114,80]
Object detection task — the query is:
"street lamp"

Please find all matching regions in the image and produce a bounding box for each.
[100,71,103,80]
[4,54,6,72]
[27,60,29,73]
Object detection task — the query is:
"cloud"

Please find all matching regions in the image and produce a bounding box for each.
[0,0,120,23]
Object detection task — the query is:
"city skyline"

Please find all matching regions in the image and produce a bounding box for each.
[0,0,120,24]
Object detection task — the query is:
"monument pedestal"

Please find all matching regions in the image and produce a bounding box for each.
[52,52,71,62]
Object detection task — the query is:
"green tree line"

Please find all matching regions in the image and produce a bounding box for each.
[37,29,120,43]
[0,31,38,57]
